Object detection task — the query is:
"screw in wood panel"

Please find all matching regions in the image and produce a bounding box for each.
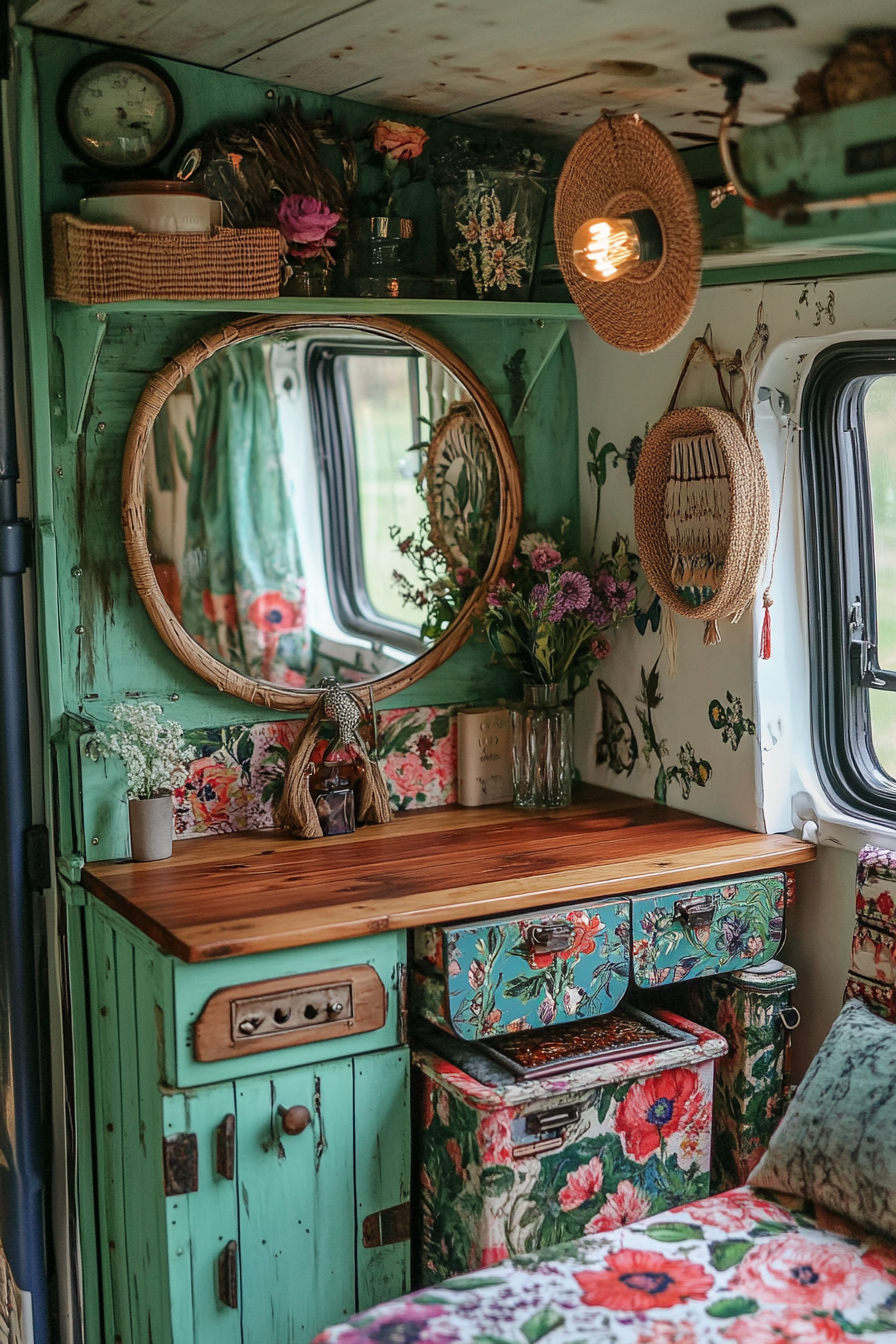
[75,626,85,635]
[91,837,99,845]
[71,567,82,578]
[96,422,105,432]
[55,467,63,477]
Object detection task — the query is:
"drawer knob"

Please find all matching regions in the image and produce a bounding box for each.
[278,1103,312,1136]
[237,1014,264,1036]
[328,1001,344,1015]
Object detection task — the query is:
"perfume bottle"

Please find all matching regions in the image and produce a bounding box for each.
[311,762,356,837]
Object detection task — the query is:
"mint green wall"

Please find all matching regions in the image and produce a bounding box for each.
[30,31,578,713]
[13,27,580,861]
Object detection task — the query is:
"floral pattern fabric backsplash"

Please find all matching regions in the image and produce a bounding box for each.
[413,903,630,1039]
[414,1011,725,1282]
[317,1186,896,1344]
[173,705,458,837]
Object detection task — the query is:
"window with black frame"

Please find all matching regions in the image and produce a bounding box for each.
[306,337,432,653]
[803,341,896,823]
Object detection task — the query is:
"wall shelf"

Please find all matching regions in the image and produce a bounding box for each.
[51,296,583,319]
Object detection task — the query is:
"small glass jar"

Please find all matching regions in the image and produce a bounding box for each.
[310,762,356,836]
[510,682,573,809]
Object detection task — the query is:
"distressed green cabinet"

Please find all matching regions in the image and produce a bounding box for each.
[77,895,410,1344]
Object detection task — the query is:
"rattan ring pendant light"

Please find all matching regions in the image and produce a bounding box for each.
[555,112,703,352]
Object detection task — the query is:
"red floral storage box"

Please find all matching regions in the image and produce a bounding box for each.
[414,1009,726,1282]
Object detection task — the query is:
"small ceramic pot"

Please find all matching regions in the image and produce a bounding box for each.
[128,793,173,862]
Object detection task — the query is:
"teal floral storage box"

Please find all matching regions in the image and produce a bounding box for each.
[631,872,786,988]
[414,1009,726,1281]
[412,900,630,1039]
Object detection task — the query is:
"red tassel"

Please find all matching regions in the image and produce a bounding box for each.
[760,599,772,660]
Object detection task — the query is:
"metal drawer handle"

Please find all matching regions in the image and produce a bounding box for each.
[778,1006,801,1031]
[526,922,576,953]
[673,893,717,929]
[218,1241,238,1309]
[525,1103,583,1134]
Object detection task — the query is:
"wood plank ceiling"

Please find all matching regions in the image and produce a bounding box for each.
[21,0,896,144]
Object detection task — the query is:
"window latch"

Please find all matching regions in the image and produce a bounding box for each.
[849,601,896,690]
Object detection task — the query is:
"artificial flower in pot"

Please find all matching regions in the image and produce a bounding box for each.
[479,528,638,809]
[355,119,431,297]
[85,703,192,862]
[277,193,343,296]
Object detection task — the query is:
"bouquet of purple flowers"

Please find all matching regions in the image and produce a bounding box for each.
[480,527,638,691]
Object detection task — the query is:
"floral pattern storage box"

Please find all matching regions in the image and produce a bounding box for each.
[630,872,785,988]
[414,1009,726,1282]
[412,901,631,1040]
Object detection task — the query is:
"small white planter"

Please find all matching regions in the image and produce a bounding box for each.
[128,793,173,863]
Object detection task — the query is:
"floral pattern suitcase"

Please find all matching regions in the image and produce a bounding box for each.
[630,872,786,988]
[412,900,631,1039]
[414,1009,726,1281]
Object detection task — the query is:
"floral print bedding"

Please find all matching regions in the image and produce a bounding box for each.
[317,1188,896,1344]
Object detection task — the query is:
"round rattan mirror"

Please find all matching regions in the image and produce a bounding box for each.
[122,314,522,708]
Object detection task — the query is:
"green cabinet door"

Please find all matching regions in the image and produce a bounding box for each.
[354,1048,411,1312]
[236,1056,358,1344]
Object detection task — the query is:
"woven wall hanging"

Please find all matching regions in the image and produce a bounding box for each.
[554,112,702,353]
[633,331,770,660]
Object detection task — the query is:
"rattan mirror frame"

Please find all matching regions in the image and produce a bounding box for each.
[122,313,523,709]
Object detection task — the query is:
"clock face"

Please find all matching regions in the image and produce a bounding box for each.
[59,55,182,170]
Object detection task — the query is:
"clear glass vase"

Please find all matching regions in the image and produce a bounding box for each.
[511,683,573,809]
[438,171,546,301]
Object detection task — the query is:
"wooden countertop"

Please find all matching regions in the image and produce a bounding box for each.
[82,786,815,963]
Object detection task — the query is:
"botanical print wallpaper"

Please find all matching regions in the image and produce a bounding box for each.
[573,353,764,833]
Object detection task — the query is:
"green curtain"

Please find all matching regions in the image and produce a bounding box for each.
[182,342,312,685]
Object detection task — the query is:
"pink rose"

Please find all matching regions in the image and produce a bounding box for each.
[372,119,429,160]
[591,636,612,660]
[277,194,341,259]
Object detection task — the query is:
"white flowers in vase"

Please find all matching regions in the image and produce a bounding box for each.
[85,702,192,801]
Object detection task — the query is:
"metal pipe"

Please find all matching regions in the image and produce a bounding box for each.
[0,40,50,1341]
[714,95,896,222]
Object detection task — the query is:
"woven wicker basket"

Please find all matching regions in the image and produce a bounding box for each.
[49,213,281,304]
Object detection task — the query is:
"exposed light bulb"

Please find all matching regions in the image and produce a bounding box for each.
[571,209,663,284]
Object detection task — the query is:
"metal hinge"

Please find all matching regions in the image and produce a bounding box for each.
[163,1133,199,1196]
[849,600,896,690]
[362,1202,411,1248]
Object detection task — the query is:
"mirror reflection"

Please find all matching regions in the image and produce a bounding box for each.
[144,328,503,690]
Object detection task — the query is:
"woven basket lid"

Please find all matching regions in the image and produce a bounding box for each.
[554,113,702,353]
[634,405,770,627]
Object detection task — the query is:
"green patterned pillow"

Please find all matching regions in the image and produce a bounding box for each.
[749,998,896,1237]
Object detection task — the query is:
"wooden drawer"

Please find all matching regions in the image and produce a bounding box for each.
[412,898,631,1039]
[630,872,785,988]
[171,930,406,1088]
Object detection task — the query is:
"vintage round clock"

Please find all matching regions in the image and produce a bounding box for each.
[57,51,183,171]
